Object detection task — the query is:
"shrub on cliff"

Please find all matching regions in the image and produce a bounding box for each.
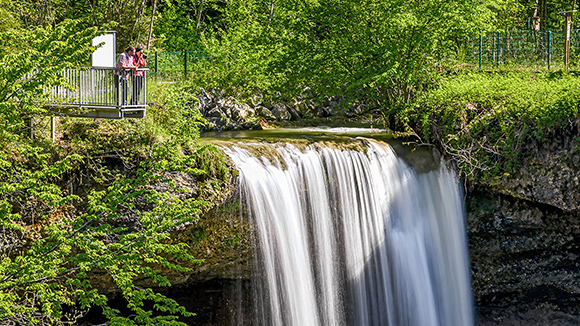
[405,71,580,180]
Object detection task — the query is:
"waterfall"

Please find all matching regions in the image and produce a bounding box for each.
[224,138,474,326]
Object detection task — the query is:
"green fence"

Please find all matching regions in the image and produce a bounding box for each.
[465,29,580,70]
[148,51,213,79]
[149,31,580,78]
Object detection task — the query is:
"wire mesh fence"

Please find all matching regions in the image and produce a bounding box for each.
[149,31,580,78]
[465,29,580,70]
[148,51,213,80]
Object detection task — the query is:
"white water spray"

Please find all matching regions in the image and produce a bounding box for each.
[224,138,473,326]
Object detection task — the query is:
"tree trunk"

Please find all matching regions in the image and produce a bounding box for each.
[532,0,540,30]
[267,0,275,26]
[196,1,204,29]
[132,0,147,43]
[147,0,157,49]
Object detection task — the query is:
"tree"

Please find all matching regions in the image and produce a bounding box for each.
[0,0,21,33]
[14,0,152,50]
[0,20,209,325]
[0,20,98,140]
[518,0,577,30]
[202,0,521,110]
[154,0,226,51]
[0,145,205,325]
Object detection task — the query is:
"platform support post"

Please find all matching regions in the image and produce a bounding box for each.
[51,116,56,142]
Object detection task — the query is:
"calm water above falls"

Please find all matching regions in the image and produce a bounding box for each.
[221,132,474,326]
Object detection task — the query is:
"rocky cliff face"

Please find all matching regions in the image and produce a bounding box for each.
[467,119,580,325]
[467,189,580,325]
[484,119,580,213]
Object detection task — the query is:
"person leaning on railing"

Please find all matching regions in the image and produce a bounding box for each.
[115,46,136,106]
[130,47,146,105]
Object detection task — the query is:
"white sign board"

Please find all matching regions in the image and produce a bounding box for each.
[91,32,116,68]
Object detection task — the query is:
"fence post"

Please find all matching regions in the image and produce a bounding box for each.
[184,51,188,79]
[155,52,158,77]
[496,31,501,66]
[548,30,552,71]
[78,70,83,105]
[564,12,573,69]
[51,116,56,143]
[479,30,483,69]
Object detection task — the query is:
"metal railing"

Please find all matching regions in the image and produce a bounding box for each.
[465,29,580,70]
[47,67,148,108]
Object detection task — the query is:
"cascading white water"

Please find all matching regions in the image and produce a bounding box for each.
[224,138,474,326]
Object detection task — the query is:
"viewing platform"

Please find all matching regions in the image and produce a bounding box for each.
[47,67,148,119]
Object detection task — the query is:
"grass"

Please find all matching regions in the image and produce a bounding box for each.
[401,70,580,180]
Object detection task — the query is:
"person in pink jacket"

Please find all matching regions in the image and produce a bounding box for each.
[130,47,146,105]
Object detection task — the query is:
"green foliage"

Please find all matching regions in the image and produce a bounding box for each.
[59,119,153,157]
[56,81,209,158]
[194,145,230,182]
[0,119,230,325]
[154,0,226,51]
[0,141,206,325]
[147,82,208,150]
[0,20,99,141]
[0,0,21,33]
[517,0,576,30]
[191,0,522,107]
[0,80,229,324]
[0,19,231,323]
[13,0,151,49]
[408,71,580,180]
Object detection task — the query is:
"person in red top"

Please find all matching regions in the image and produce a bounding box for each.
[130,47,146,105]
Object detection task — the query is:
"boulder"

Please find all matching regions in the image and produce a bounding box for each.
[230,102,255,122]
[345,103,365,117]
[293,100,317,118]
[255,105,276,121]
[318,106,333,118]
[217,99,233,118]
[271,104,291,121]
[206,107,226,119]
[197,89,215,115]
[242,121,263,130]
[206,117,228,130]
[287,106,302,121]
[225,121,241,131]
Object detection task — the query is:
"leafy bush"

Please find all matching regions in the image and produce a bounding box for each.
[0,140,208,325]
[406,71,580,180]
[0,98,230,325]
[147,82,207,150]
